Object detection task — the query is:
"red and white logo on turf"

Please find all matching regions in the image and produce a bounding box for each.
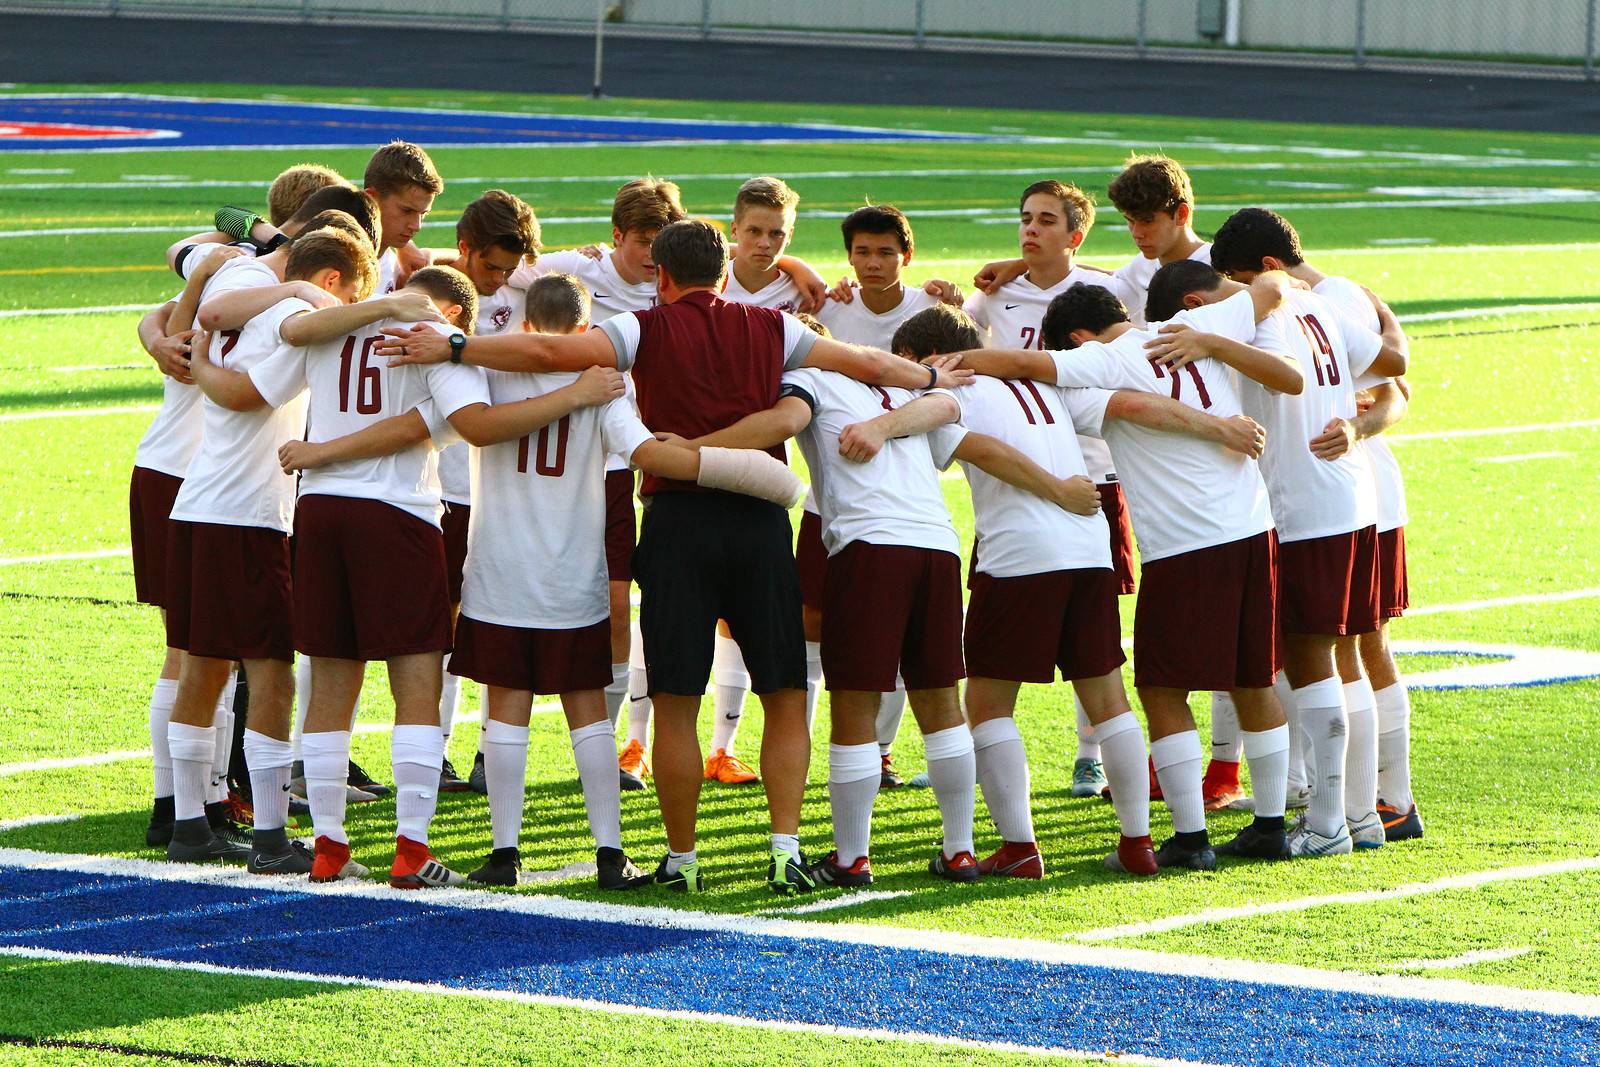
[0,122,177,140]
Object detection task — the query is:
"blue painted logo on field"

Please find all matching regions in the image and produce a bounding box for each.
[1,862,1595,1065]
[0,94,992,152]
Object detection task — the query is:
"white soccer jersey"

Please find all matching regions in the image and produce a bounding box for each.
[438,285,524,506]
[1243,290,1383,543]
[780,369,967,558]
[1047,290,1273,562]
[168,298,310,533]
[461,371,653,630]
[955,376,1114,578]
[816,284,939,351]
[376,248,400,296]
[964,266,1131,484]
[253,319,490,526]
[722,267,801,312]
[1314,275,1409,532]
[133,255,276,479]
[1115,242,1213,327]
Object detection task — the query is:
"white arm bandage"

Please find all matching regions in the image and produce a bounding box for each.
[695,447,806,509]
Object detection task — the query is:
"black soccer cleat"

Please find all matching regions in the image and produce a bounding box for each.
[618,767,647,792]
[468,847,522,886]
[810,851,874,888]
[347,759,391,798]
[596,846,650,890]
[467,750,488,795]
[439,756,471,793]
[247,829,315,875]
[145,796,175,847]
[1154,835,1217,872]
[166,816,250,864]
[1216,822,1290,861]
[649,856,705,893]
[1378,800,1425,842]
[768,847,818,896]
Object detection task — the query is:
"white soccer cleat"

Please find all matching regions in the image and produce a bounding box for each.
[1288,819,1354,858]
[1348,811,1386,850]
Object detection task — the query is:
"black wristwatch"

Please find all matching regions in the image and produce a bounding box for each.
[448,333,467,364]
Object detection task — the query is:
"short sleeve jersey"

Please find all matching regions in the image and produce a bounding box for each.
[1047,290,1273,562]
[964,266,1133,484]
[133,253,273,479]
[780,369,967,558]
[817,284,940,350]
[1314,275,1408,532]
[722,267,802,313]
[438,284,524,506]
[1115,242,1213,327]
[1241,289,1383,543]
[375,248,400,297]
[253,318,490,526]
[955,375,1115,578]
[168,297,310,533]
[461,369,653,630]
[598,291,819,496]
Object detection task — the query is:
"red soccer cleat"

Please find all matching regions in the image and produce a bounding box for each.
[929,849,981,883]
[1148,756,1164,802]
[1202,759,1246,811]
[389,836,465,889]
[978,841,1044,879]
[1103,834,1159,876]
[309,836,360,883]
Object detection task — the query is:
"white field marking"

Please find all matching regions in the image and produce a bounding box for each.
[1394,948,1532,971]
[520,861,599,885]
[1,849,1597,1021]
[0,814,82,832]
[1393,640,1600,689]
[0,750,149,778]
[6,167,71,175]
[767,890,916,915]
[1370,237,1437,245]
[1406,586,1600,617]
[49,363,145,373]
[1400,301,1600,323]
[0,303,150,318]
[0,947,1189,1067]
[1388,418,1600,442]
[0,547,129,567]
[1070,855,1600,945]
[0,404,157,423]
[1478,451,1572,464]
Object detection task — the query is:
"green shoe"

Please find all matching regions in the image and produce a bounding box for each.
[768,846,817,896]
[1070,757,1110,798]
[651,856,706,893]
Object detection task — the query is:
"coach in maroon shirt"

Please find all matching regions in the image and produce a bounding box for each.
[380,219,968,892]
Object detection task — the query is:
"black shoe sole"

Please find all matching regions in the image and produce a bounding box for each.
[618,769,646,791]
[467,867,519,886]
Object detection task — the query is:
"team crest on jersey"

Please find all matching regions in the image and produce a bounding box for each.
[492,304,513,331]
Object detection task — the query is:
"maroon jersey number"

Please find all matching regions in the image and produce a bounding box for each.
[1002,378,1056,425]
[337,335,383,415]
[217,330,242,363]
[1296,314,1342,388]
[515,415,571,477]
[1146,356,1213,409]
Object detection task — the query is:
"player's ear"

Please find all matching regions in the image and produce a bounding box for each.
[1068,328,1095,347]
[457,239,471,258]
[1183,292,1205,310]
[519,320,533,333]
[612,226,625,247]
[442,302,464,324]
[1174,202,1191,226]
[902,248,914,267]
[1067,230,1086,251]
[576,323,589,333]
[1262,256,1285,273]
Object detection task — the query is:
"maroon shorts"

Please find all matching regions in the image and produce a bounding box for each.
[441,501,470,605]
[605,468,636,581]
[1377,526,1409,619]
[1100,481,1136,595]
[796,510,827,609]
[966,566,1126,683]
[292,494,452,661]
[129,466,182,608]
[1134,531,1277,691]
[451,614,611,694]
[163,520,294,661]
[822,541,964,692]
[1278,525,1381,637]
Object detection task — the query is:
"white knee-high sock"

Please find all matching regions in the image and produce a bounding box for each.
[439,657,461,743]
[875,681,908,755]
[1150,730,1205,835]
[1295,676,1349,837]
[1241,725,1290,819]
[1072,696,1100,762]
[711,633,750,754]
[1274,671,1307,793]
[571,720,622,850]
[149,677,178,799]
[1209,691,1242,762]
[804,641,823,734]
[828,741,880,865]
[168,722,215,823]
[1096,712,1150,838]
[209,669,237,803]
[292,657,312,763]
[1374,681,1414,810]
[482,718,529,851]
[302,730,352,844]
[626,628,652,747]
[392,724,444,845]
[972,717,1033,843]
[1343,677,1379,821]
[603,662,629,731]
[243,730,293,833]
[923,724,977,859]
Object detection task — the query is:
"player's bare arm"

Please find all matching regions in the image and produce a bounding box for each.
[775,255,828,313]
[922,278,965,307]
[445,366,624,447]
[378,323,618,373]
[1105,391,1267,458]
[197,281,328,333]
[800,335,974,390]
[972,257,1026,295]
[837,390,961,463]
[951,431,1100,515]
[1311,380,1408,461]
[1368,299,1411,377]
[188,332,266,412]
[939,347,1059,384]
[278,409,430,473]
[685,395,814,452]
[277,290,444,347]
[1247,270,1296,321]
[166,245,246,335]
[1144,326,1305,395]
[139,301,196,384]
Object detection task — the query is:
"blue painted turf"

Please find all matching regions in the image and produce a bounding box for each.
[1,865,1595,1065]
[0,94,989,152]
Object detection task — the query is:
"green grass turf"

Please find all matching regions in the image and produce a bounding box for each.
[2,81,1598,1063]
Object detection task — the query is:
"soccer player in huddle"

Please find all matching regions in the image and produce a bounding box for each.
[893,304,1270,876]
[362,140,444,294]
[1204,206,1422,842]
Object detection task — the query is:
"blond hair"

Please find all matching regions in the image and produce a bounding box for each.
[267,164,344,226]
[611,177,686,236]
[363,140,443,197]
[285,227,377,302]
[733,176,799,222]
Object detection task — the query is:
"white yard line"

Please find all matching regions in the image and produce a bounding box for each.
[0,405,157,423]
[768,890,915,915]
[1400,301,1600,323]
[1388,417,1600,442]
[1,846,1596,1020]
[1070,855,1600,943]
[0,749,149,778]
[0,303,151,318]
[0,547,128,566]
[1393,947,1532,971]
[1477,451,1571,464]
[0,814,83,832]
[1407,586,1600,617]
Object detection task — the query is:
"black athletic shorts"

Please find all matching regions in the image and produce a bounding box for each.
[632,490,806,697]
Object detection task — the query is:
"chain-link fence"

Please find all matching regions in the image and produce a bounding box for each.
[14,0,1600,79]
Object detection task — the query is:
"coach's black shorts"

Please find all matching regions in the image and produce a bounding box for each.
[632,490,806,697]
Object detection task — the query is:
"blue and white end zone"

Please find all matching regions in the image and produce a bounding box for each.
[0,93,1001,152]
[1,849,1596,1066]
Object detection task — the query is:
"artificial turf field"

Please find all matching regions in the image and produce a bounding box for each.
[1,82,1599,1065]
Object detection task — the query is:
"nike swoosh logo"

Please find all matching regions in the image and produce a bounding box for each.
[252,852,295,869]
[1005,304,1021,310]
[593,292,610,300]
[281,783,291,792]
